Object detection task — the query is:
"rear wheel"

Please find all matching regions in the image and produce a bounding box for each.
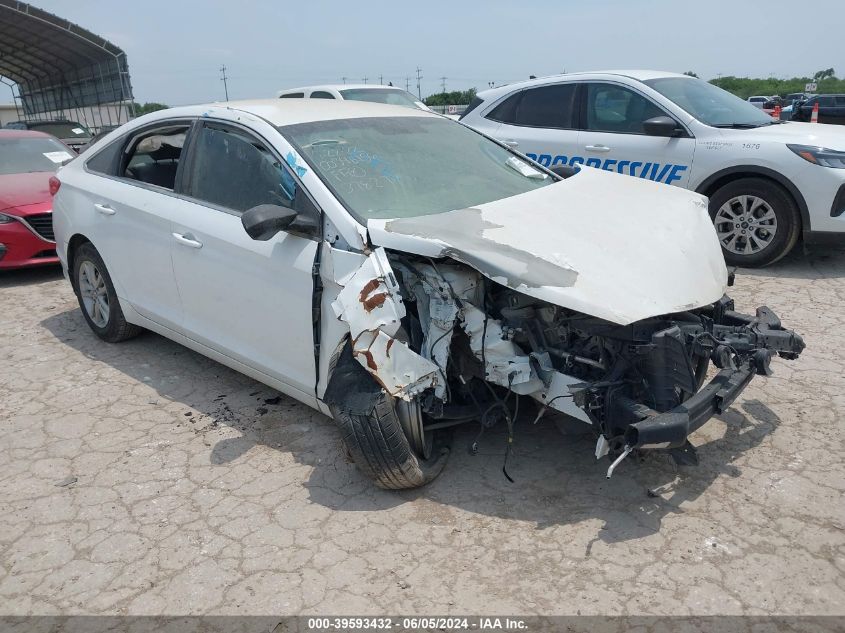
[72,243,142,343]
[708,178,801,267]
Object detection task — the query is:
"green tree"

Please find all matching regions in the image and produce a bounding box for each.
[683,71,699,78]
[131,102,169,117]
[424,88,477,106]
[813,68,835,82]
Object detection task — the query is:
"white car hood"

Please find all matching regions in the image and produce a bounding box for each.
[368,167,727,325]
[740,121,845,149]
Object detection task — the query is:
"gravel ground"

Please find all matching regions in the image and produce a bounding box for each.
[1,247,843,617]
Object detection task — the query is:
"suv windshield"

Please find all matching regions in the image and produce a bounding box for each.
[0,137,74,175]
[644,77,774,128]
[281,116,550,221]
[27,122,92,139]
[339,88,421,109]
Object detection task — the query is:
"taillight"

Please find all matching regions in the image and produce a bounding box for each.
[49,176,61,196]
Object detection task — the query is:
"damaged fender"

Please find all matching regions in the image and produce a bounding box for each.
[331,247,441,399]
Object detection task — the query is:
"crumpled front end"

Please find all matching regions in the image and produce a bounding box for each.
[326,246,805,479]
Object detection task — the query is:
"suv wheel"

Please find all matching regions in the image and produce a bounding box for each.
[708,178,801,267]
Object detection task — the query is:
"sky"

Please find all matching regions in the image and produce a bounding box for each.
[22,0,845,105]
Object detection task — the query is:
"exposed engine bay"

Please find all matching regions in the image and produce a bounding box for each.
[326,247,805,478]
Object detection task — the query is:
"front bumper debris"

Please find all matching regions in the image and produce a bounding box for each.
[604,303,805,477]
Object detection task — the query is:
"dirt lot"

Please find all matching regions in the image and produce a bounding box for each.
[1,248,844,617]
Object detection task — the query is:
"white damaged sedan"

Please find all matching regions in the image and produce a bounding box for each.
[52,100,805,488]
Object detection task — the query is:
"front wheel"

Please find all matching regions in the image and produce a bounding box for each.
[708,178,801,267]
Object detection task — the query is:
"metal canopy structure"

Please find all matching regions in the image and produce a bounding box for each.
[0,0,134,130]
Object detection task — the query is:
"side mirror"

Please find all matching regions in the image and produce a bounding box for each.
[549,165,577,179]
[643,116,684,137]
[241,204,298,241]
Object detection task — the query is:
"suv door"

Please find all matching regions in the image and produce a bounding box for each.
[486,83,581,169]
[80,121,191,330]
[579,82,695,186]
[170,120,319,402]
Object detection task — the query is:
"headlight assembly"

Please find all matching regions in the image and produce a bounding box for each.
[787,144,845,169]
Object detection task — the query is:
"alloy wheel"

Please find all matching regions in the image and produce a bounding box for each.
[714,194,778,256]
[78,260,110,328]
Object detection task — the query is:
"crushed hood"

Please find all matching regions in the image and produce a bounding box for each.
[368,167,727,325]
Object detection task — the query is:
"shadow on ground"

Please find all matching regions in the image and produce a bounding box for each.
[0,265,62,288]
[40,303,783,543]
[737,243,845,281]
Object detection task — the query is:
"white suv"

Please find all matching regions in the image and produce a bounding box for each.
[460,71,845,267]
[277,84,429,111]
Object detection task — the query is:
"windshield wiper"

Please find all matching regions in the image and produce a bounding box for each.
[711,123,766,129]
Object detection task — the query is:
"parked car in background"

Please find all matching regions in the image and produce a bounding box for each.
[747,96,771,108]
[4,119,93,152]
[0,130,73,269]
[784,92,809,106]
[51,99,804,488]
[791,94,845,125]
[460,70,845,267]
[277,84,430,111]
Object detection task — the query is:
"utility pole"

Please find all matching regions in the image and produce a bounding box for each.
[362,76,368,84]
[416,66,423,100]
[379,74,383,85]
[220,64,229,101]
[440,76,447,93]
[405,77,411,92]
[342,76,347,84]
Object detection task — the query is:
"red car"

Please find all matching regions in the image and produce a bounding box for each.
[0,130,74,269]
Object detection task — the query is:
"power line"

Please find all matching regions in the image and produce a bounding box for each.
[416,66,423,100]
[220,64,229,101]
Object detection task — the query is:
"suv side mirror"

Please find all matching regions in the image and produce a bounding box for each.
[242,204,298,240]
[549,165,578,179]
[643,116,684,137]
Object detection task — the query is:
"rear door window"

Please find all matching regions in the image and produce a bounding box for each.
[280,93,305,99]
[512,84,577,128]
[310,91,335,99]
[121,124,190,190]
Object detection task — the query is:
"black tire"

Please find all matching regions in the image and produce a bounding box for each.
[332,391,450,489]
[708,177,801,267]
[72,242,142,343]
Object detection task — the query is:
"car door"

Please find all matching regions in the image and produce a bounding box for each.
[169,120,319,400]
[78,120,191,330]
[578,82,695,187]
[486,83,581,169]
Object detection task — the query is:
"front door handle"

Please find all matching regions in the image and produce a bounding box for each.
[585,144,611,153]
[172,232,203,249]
[94,203,115,216]
[503,139,519,148]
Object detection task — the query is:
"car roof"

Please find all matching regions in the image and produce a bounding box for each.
[0,129,54,139]
[476,69,688,98]
[145,99,436,127]
[280,84,409,93]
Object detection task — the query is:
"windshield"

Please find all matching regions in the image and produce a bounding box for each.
[339,88,422,109]
[644,77,774,127]
[27,122,92,139]
[0,137,74,175]
[281,116,551,221]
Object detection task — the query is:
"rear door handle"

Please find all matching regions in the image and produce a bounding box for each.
[503,139,519,148]
[172,232,203,249]
[585,144,611,153]
[94,203,115,215]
